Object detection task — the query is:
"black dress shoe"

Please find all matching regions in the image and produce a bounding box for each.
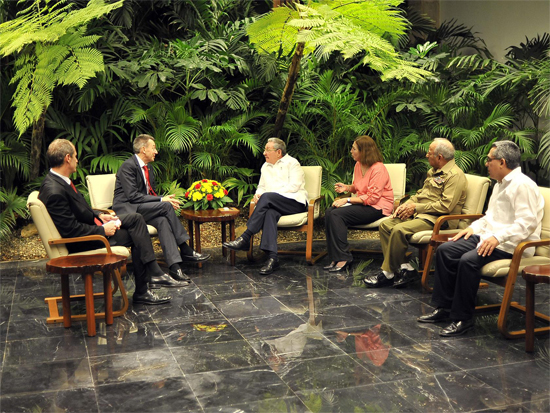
[222,236,250,252]
[259,258,280,275]
[180,251,211,262]
[439,319,475,337]
[132,290,171,305]
[393,268,420,289]
[329,260,352,273]
[150,273,190,288]
[169,268,191,282]
[323,262,336,271]
[417,308,450,323]
[363,272,394,288]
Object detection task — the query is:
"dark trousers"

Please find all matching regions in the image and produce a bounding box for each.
[431,235,513,321]
[248,193,307,254]
[137,202,190,267]
[112,213,158,295]
[325,205,384,262]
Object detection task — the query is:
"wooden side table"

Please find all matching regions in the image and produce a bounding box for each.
[46,253,127,337]
[181,208,240,267]
[521,264,550,352]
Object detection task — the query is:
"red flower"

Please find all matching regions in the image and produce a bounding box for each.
[185,191,190,198]
[212,181,219,186]
[206,194,213,201]
[202,179,208,182]
[195,184,201,189]
[223,189,228,195]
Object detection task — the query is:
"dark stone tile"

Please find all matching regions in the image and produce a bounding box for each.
[469,360,550,402]
[388,318,449,343]
[244,271,309,296]
[90,349,182,386]
[332,286,406,305]
[85,320,167,357]
[0,388,98,412]
[282,354,378,392]
[230,312,307,340]
[299,305,379,330]
[428,335,533,370]
[146,300,224,324]
[358,299,434,323]
[186,366,292,408]
[8,294,50,321]
[324,324,419,355]
[200,281,269,302]
[215,296,292,320]
[1,358,92,395]
[190,268,251,286]
[388,371,513,412]
[158,319,243,347]
[249,323,345,364]
[274,290,353,314]
[96,377,201,412]
[4,335,87,366]
[172,340,266,374]
[7,318,84,341]
[203,396,310,413]
[296,382,418,413]
[297,265,357,290]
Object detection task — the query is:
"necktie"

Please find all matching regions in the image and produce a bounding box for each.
[143,165,157,196]
[70,181,102,226]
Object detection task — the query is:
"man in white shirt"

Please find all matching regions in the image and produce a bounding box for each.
[417,141,545,337]
[223,138,308,275]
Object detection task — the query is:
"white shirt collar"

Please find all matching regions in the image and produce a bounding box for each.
[50,169,71,186]
[135,154,146,168]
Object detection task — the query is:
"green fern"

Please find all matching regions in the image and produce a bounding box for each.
[0,187,29,240]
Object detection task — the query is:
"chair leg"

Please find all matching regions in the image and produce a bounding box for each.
[421,244,435,292]
[247,234,255,261]
[525,279,535,352]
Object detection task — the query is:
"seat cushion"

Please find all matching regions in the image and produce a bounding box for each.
[349,216,390,230]
[409,229,460,245]
[278,211,308,227]
[481,256,550,278]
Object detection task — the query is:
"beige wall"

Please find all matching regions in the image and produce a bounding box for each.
[439,0,550,61]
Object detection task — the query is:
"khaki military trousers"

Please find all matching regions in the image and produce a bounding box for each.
[379,217,434,273]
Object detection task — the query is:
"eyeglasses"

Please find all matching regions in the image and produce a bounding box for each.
[485,156,501,163]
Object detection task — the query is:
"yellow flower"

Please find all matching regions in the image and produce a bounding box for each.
[214,190,224,199]
[193,192,203,201]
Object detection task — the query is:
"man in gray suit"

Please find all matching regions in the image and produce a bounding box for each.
[113,134,210,282]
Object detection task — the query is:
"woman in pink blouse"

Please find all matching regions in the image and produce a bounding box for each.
[324,135,393,272]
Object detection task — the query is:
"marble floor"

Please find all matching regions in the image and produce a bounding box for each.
[1,240,549,413]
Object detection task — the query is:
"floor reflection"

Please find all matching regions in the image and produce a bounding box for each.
[1,242,549,412]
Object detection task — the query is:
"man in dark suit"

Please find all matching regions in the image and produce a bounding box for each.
[112,134,210,281]
[39,139,188,306]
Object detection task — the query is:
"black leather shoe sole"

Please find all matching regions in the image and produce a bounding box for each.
[439,320,475,337]
[363,276,394,288]
[259,262,280,275]
[223,242,250,252]
[168,269,191,282]
[417,309,450,323]
[150,280,190,289]
[180,253,211,262]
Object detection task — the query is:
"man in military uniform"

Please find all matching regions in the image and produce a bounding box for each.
[364,138,468,289]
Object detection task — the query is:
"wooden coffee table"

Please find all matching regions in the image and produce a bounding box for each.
[521,264,550,352]
[181,208,240,266]
[46,253,128,337]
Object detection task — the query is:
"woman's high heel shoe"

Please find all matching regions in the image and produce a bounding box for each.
[323,261,336,271]
[329,260,352,273]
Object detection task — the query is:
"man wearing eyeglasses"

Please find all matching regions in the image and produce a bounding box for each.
[223,138,307,275]
[364,138,468,289]
[418,140,544,337]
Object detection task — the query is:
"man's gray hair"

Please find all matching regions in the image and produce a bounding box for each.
[267,137,286,156]
[47,139,75,168]
[433,138,455,160]
[491,140,521,170]
[133,134,154,154]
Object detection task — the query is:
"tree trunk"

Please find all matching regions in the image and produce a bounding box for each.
[273,41,305,138]
[30,109,46,180]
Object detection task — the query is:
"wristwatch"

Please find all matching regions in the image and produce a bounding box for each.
[347,198,351,204]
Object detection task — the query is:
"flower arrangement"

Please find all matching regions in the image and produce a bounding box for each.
[182,179,233,210]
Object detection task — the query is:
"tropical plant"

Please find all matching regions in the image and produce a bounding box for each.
[247,0,433,137]
[0,187,29,240]
[0,0,123,179]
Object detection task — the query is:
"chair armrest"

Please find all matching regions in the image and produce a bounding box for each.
[432,214,485,234]
[49,235,113,253]
[506,238,550,277]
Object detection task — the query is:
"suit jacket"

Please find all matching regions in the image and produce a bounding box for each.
[39,173,106,252]
[113,155,161,214]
